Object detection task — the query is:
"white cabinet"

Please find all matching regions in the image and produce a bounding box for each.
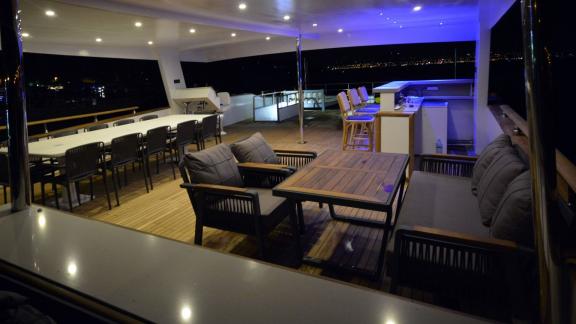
[418,101,448,154]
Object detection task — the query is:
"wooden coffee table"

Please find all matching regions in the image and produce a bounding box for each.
[273,149,409,279]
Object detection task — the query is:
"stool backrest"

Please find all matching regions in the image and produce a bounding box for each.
[347,88,363,108]
[337,92,352,117]
[358,86,370,102]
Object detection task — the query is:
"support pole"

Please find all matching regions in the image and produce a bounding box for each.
[520,0,565,322]
[0,0,31,211]
[296,34,305,144]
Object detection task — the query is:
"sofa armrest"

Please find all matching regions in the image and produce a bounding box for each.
[419,155,477,178]
[398,225,520,252]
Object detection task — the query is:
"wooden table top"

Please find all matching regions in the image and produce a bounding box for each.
[273,150,409,209]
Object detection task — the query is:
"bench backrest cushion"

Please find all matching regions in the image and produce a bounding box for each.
[471,134,512,195]
[490,171,533,245]
[181,144,244,187]
[230,132,280,164]
[477,146,527,226]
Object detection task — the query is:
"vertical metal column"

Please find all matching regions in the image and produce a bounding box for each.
[520,0,565,322]
[296,34,305,144]
[1,0,31,211]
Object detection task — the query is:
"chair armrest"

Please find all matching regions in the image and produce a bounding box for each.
[180,183,255,196]
[396,225,524,252]
[237,163,296,176]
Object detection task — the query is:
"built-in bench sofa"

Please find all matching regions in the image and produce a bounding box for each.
[388,134,535,319]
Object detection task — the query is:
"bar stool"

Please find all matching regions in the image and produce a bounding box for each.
[337,92,375,151]
[357,86,375,104]
[347,88,379,114]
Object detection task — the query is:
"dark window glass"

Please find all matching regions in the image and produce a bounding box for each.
[182,41,475,95]
[489,2,576,163]
[22,53,168,121]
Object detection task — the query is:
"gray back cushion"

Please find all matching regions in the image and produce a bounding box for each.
[471,134,512,195]
[230,132,280,164]
[477,146,527,226]
[181,144,244,187]
[490,171,533,245]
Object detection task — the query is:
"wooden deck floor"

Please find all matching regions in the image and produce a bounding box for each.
[7,111,390,290]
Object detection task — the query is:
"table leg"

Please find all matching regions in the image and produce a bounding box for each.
[288,199,303,263]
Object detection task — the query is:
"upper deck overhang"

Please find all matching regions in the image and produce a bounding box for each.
[20,0,515,62]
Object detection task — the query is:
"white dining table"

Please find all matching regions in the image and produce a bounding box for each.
[23,114,211,158]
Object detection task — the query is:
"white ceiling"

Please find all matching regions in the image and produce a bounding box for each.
[19,0,515,62]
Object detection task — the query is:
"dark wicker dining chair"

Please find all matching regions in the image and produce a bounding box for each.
[86,124,109,132]
[143,126,175,189]
[40,142,111,211]
[113,119,135,127]
[51,130,78,138]
[197,114,220,150]
[139,114,158,121]
[106,133,149,206]
[173,120,199,163]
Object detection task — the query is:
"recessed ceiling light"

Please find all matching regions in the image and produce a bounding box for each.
[413,5,422,12]
[95,37,102,42]
[439,21,444,25]
[231,32,237,37]
[45,9,55,17]
[22,32,30,38]
[337,28,343,33]
[312,23,318,27]
[147,41,154,45]
[379,12,384,16]
[238,2,247,10]
[189,28,196,33]
[283,15,290,21]
[399,25,403,28]
[134,21,142,27]
[265,36,271,40]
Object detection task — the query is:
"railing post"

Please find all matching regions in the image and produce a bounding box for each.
[520,0,566,322]
[1,0,31,211]
[296,34,305,144]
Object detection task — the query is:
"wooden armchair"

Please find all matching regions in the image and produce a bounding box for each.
[179,145,301,259]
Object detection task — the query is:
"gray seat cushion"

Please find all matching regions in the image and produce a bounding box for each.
[390,171,489,252]
[181,144,244,187]
[248,188,287,216]
[477,147,527,226]
[471,134,511,195]
[230,132,280,164]
[490,171,533,246]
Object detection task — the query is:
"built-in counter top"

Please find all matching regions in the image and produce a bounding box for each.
[0,205,489,323]
[373,79,474,94]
